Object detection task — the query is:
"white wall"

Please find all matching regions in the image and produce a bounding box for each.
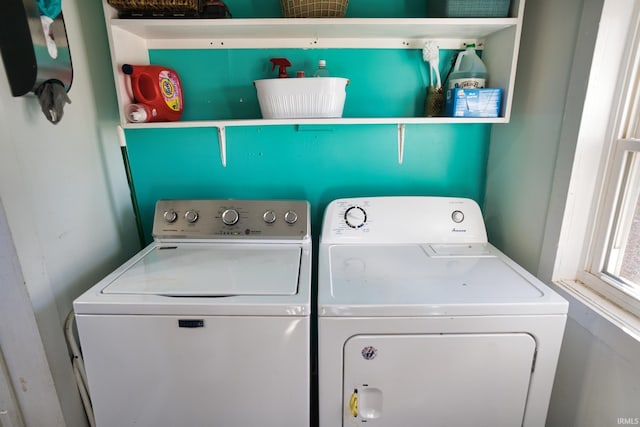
[0,0,140,424]
[546,289,640,427]
[484,0,640,425]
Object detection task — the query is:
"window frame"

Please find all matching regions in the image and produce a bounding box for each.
[575,4,640,318]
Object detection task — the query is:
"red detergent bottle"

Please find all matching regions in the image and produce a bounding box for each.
[122,64,184,122]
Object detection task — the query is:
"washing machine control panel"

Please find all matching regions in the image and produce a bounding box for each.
[152,199,310,240]
[322,196,488,244]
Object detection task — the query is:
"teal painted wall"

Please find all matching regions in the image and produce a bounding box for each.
[148,48,461,120]
[125,34,490,243]
[125,123,491,243]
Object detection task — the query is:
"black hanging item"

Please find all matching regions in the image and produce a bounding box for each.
[0,0,73,123]
[34,80,71,124]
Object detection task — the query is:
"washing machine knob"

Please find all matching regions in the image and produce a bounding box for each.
[284,210,298,224]
[185,210,199,223]
[345,206,367,228]
[163,210,178,223]
[263,210,277,224]
[222,209,239,225]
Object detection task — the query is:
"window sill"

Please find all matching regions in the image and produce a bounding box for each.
[550,279,640,360]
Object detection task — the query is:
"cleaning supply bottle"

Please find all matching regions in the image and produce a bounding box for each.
[122,64,184,122]
[313,59,330,77]
[447,44,488,89]
[125,103,157,123]
[269,58,292,78]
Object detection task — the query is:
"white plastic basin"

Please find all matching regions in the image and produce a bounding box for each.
[254,77,348,119]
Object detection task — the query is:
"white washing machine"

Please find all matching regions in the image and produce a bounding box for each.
[74,199,311,427]
[318,196,568,427]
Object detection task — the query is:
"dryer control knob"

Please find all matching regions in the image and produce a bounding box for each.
[451,210,465,223]
[222,209,239,225]
[263,210,277,224]
[345,206,367,229]
[163,210,178,223]
[284,210,298,224]
[185,210,199,223]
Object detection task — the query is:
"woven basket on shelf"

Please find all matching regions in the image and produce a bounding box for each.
[107,0,199,15]
[280,0,348,18]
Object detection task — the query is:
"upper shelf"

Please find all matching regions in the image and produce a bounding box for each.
[110,17,519,49]
[104,0,525,129]
[121,117,509,130]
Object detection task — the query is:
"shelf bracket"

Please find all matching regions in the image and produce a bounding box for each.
[397,123,405,164]
[217,126,227,167]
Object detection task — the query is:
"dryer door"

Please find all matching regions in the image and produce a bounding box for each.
[343,333,536,427]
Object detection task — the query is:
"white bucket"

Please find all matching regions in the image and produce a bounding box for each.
[254,77,348,119]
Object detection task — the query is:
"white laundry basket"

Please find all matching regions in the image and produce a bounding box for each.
[254,77,348,119]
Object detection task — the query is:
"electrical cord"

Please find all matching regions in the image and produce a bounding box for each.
[64,310,96,427]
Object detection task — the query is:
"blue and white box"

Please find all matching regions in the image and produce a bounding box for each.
[445,88,502,118]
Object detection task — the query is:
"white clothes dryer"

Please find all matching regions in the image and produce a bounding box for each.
[74,199,311,427]
[317,196,568,427]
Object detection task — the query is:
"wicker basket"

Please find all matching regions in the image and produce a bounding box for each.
[107,0,199,16]
[280,0,348,18]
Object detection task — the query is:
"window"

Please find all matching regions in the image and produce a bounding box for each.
[577,9,640,317]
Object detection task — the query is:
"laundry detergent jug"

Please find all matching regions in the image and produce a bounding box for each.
[122,64,184,122]
[447,44,488,89]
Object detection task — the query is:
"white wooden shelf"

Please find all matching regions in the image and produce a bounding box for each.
[121,117,508,129]
[104,0,525,166]
[111,17,518,49]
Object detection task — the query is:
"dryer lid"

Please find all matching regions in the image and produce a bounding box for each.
[101,244,301,296]
[320,244,568,316]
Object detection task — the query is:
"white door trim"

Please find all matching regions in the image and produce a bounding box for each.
[0,198,67,426]
[0,349,24,427]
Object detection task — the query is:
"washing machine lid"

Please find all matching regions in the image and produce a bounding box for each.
[101,244,301,296]
[321,244,567,316]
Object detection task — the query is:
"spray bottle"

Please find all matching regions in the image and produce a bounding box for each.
[269,58,292,78]
[122,64,184,122]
